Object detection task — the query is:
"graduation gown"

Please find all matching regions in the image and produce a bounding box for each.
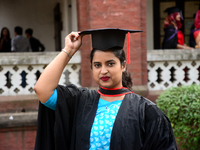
[34,84,178,150]
[162,25,178,49]
[189,24,196,48]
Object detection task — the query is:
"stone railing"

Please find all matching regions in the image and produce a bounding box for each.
[147,49,200,91]
[1,50,200,96]
[0,51,81,96]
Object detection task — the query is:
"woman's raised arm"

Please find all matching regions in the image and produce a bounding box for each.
[34,32,82,103]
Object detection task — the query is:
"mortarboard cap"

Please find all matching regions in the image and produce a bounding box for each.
[164,6,180,15]
[79,28,142,51]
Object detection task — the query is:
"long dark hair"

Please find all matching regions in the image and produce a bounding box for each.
[0,27,11,39]
[90,48,133,91]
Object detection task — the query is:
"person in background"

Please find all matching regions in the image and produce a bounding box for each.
[0,27,11,52]
[192,5,200,48]
[162,6,193,50]
[34,28,178,150]
[189,13,196,48]
[25,28,45,52]
[11,26,31,52]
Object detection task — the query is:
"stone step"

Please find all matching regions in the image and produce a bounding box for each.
[0,95,39,113]
[0,111,38,128]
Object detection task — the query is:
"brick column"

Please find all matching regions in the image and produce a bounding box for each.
[77,0,147,91]
[77,0,93,87]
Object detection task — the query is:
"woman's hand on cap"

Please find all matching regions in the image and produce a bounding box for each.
[64,31,82,53]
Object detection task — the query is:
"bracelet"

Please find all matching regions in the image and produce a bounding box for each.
[62,49,72,58]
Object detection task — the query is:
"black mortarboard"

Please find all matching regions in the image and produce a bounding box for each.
[79,28,142,51]
[164,7,180,15]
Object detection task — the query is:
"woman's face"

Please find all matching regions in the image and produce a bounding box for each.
[176,12,181,21]
[2,28,8,36]
[92,50,126,88]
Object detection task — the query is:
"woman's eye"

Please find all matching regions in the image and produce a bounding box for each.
[108,63,114,66]
[94,64,101,68]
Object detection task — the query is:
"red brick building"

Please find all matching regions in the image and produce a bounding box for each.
[0,1,147,150]
[77,0,148,92]
[1,0,198,149]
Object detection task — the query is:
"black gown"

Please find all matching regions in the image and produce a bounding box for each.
[189,24,196,48]
[29,37,45,52]
[34,84,178,150]
[162,25,178,49]
[0,38,11,52]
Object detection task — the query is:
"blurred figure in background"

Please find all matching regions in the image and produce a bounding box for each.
[162,7,193,50]
[0,27,11,52]
[189,13,196,48]
[25,28,45,52]
[192,5,200,48]
[11,26,31,52]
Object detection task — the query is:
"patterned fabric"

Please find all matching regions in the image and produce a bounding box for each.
[89,98,122,150]
[43,90,123,149]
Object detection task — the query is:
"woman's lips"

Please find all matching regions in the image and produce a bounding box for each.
[100,76,110,81]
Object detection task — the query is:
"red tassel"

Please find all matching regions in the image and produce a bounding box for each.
[127,32,130,64]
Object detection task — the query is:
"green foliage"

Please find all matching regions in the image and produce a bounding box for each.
[156,84,200,150]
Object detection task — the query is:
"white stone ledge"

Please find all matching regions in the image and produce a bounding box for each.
[0,112,38,128]
[0,51,81,65]
[0,94,38,102]
[147,49,200,61]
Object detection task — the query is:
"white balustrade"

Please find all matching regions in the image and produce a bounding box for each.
[148,49,200,91]
[1,50,200,96]
[0,52,81,96]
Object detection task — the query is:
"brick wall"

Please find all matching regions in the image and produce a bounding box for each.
[77,0,147,90]
[0,1,148,149]
[0,96,38,150]
[0,127,36,150]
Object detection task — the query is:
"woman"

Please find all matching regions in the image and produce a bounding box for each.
[34,28,178,150]
[162,7,192,50]
[192,8,200,48]
[0,27,11,52]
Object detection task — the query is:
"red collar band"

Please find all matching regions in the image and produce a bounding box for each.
[97,86,133,97]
